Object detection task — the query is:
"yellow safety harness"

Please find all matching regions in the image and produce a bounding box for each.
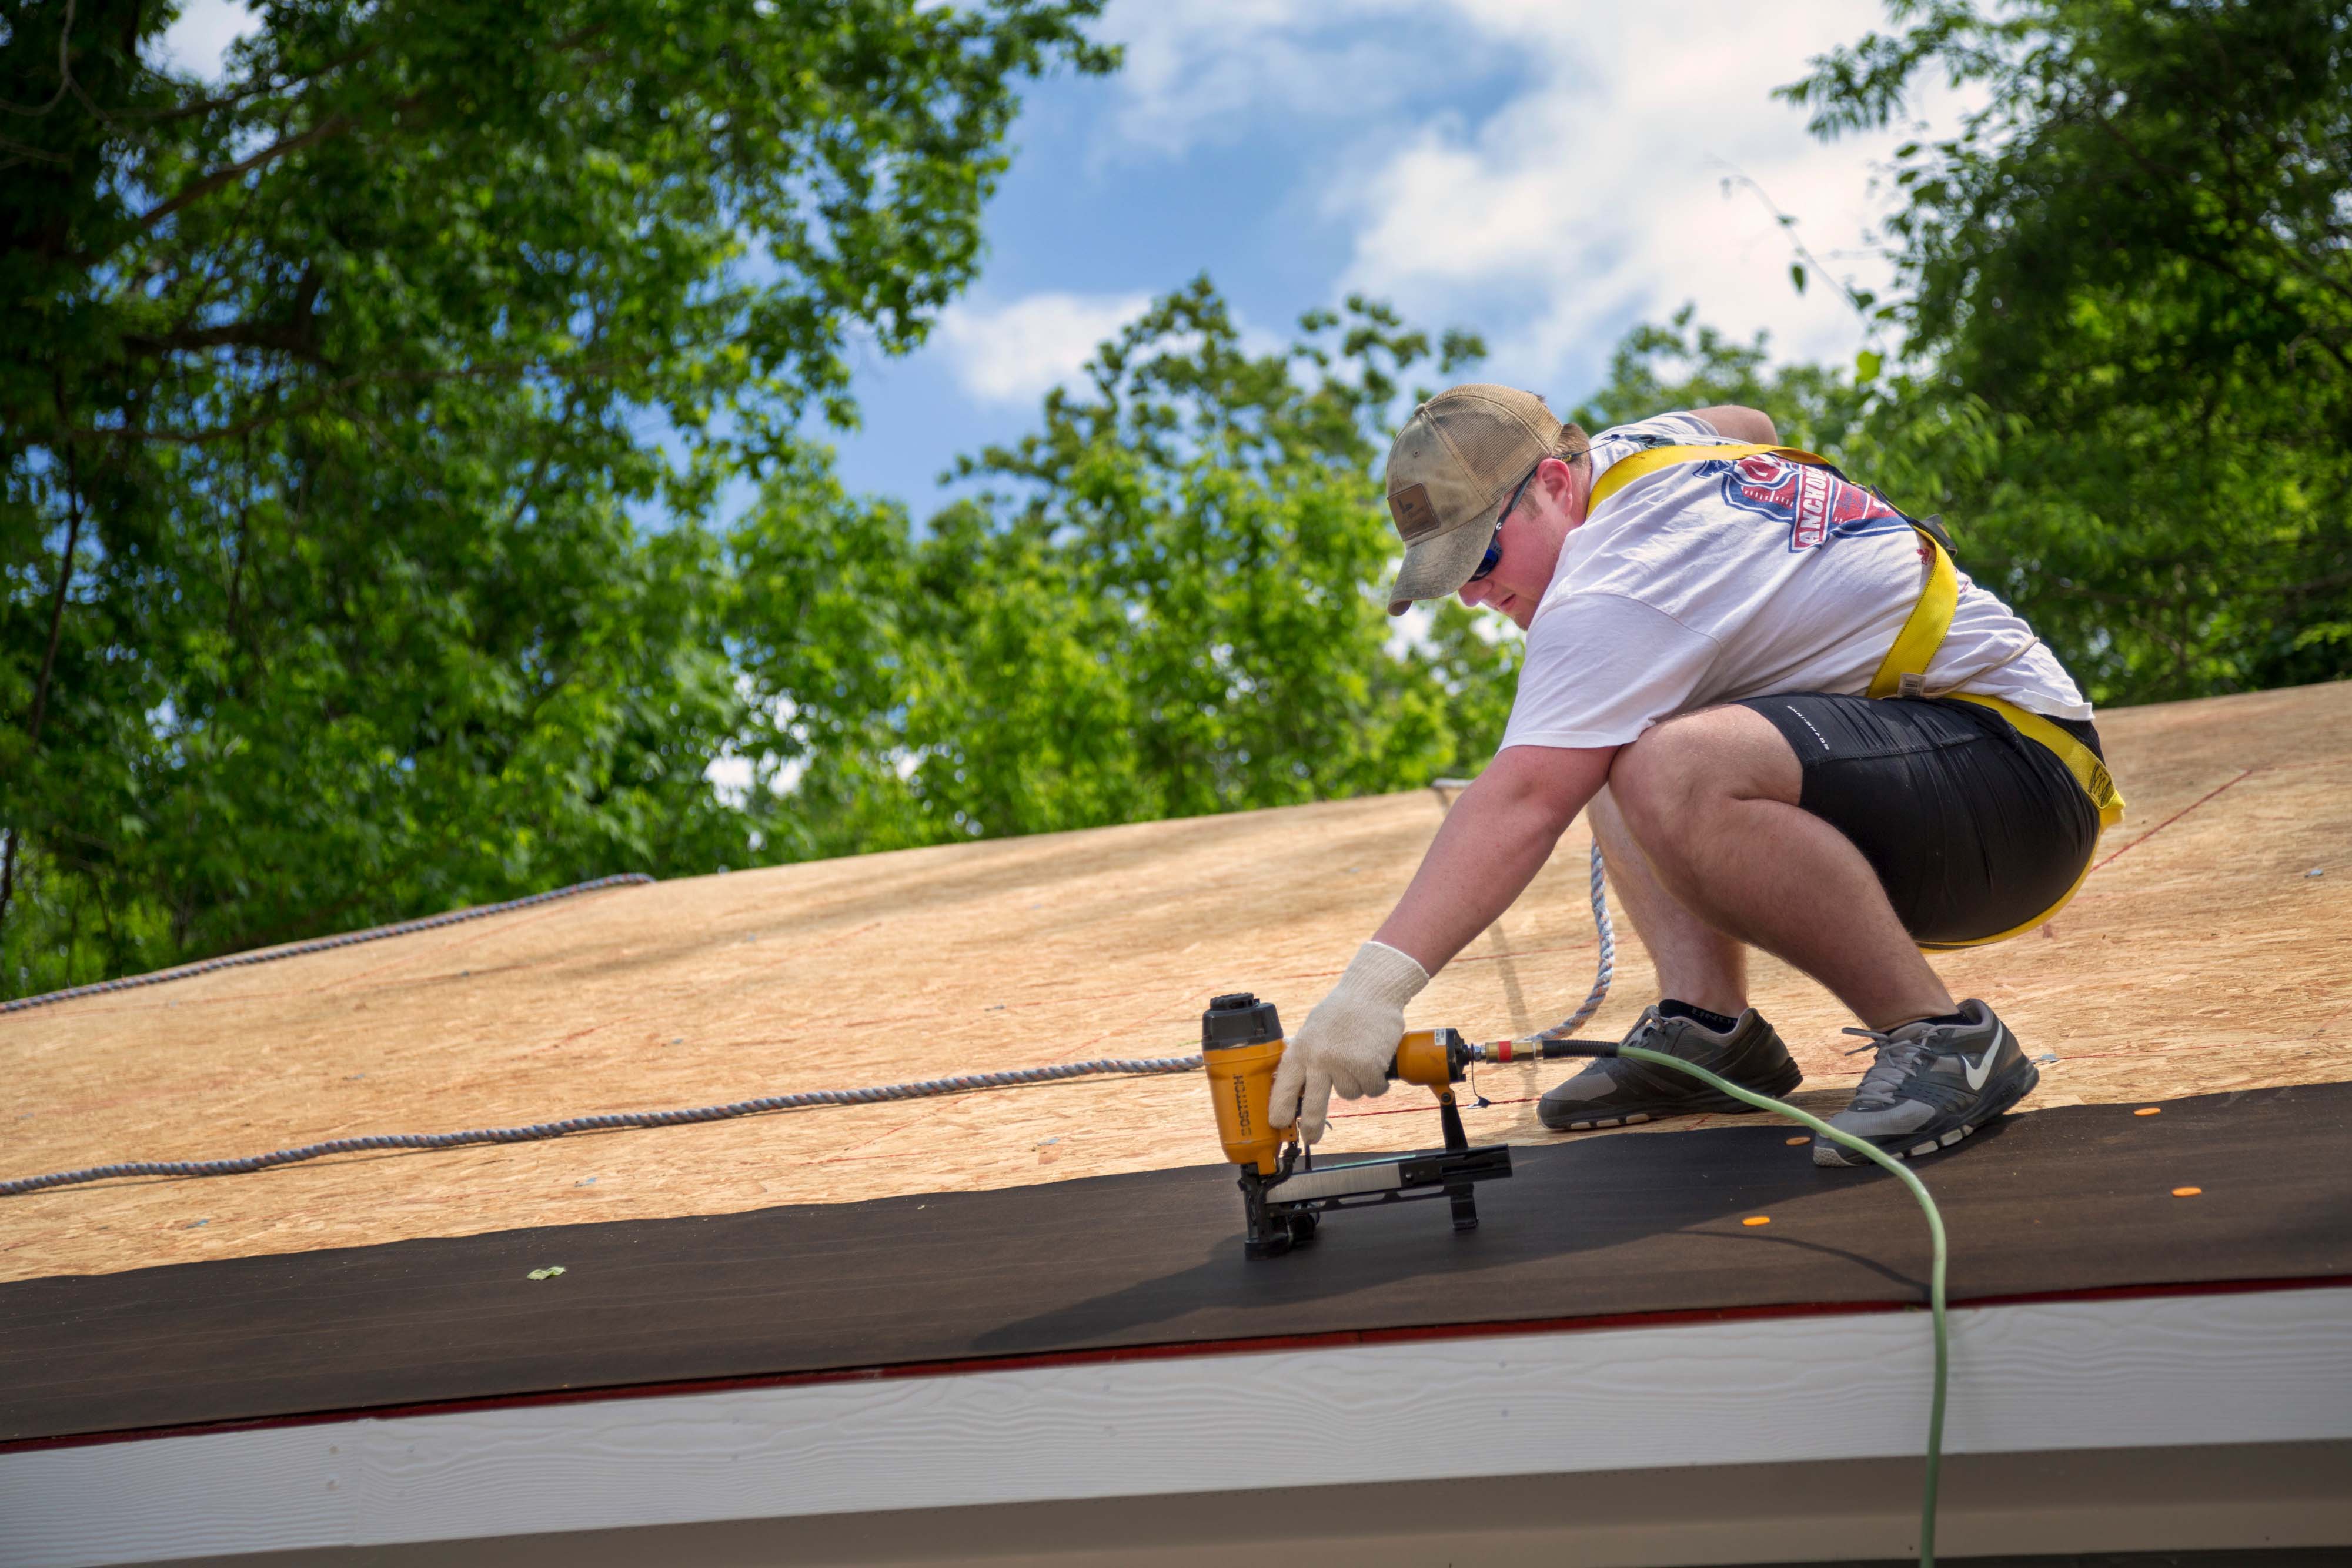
[1589,443,2124,948]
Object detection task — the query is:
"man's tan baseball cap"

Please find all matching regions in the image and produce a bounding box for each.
[1382,383,1576,616]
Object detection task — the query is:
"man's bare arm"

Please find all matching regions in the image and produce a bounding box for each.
[1688,404,1779,444]
[1372,744,1616,972]
[1269,744,1616,1139]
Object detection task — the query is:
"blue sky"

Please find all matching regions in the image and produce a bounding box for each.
[163,0,1953,521]
[823,0,1951,516]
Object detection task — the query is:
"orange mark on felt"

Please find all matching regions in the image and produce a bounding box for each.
[2134,1106,2162,1116]
[2173,1186,2203,1198]
[1785,1136,1808,1146]
[1742,1215,1772,1227]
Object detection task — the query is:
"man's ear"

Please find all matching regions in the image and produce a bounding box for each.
[1536,454,1582,510]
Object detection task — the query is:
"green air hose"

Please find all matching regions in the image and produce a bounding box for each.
[1579,1041,1951,1568]
[1475,843,1948,1562]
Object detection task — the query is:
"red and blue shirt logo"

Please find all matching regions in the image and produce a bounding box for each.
[1709,453,1907,552]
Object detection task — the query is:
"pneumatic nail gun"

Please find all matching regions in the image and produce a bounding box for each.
[1199,992,1512,1259]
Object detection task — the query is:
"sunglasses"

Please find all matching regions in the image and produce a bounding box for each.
[1468,462,1543,583]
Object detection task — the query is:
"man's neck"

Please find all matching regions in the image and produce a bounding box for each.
[1564,460,1595,531]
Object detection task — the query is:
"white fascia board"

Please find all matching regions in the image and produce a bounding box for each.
[5,1285,2350,1568]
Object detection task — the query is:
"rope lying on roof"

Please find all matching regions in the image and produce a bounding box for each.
[1,846,1615,1199]
[2,873,656,1016]
[1542,842,1613,1039]
[0,1055,1207,1196]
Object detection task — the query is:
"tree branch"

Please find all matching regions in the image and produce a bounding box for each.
[65,353,645,444]
[125,265,328,363]
[131,42,384,124]
[0,132,71,164]
[2,400,91,938]
[2079,91,2352,319]
[137,109,355,230]
[123,320,325,362]
[130,15,619,237]
[0,0,77,118]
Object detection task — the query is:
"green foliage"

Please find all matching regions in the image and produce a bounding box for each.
[1785,0,2352,702]
[12,0,2345,1000]
[724,279,1512,858]
[1568,305,1873,465]
[0,0,1111,994]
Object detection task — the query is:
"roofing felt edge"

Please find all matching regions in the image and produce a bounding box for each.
[10,1271,2348,1458]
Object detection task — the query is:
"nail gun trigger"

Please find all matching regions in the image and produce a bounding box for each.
[1462,1050,1489,1111]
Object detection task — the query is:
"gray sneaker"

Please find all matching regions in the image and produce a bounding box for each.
[1539,1005,1803,1132]
[1813,999,2039,1167]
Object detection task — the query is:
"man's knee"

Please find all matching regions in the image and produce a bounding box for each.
[1609,706,1802,846]
[1609,724,1705,843]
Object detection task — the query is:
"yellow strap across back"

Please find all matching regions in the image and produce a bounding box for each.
[1585,442,1837,513]
[1586,440,2125,949]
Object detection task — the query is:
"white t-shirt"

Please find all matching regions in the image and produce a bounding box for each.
[1498,413,2092,753]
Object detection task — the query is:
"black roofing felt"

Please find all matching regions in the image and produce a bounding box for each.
[5,1080,2348,1446]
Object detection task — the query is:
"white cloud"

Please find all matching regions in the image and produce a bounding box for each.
[1086,0,1970,391]
[158,0,260,81]
[1384,600,1435,660]
[933,291,1153,406]
[1101,0,1449,155]
[706,749,807,806]
[705,752,756,808]
[1325,1,1930,383]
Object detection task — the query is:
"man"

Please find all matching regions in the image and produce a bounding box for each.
[1270,385,2120,1166]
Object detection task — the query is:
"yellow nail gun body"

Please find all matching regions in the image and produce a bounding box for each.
[1200,992,1512,1259]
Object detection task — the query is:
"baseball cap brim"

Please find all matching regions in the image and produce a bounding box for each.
[1385,500,1502,616]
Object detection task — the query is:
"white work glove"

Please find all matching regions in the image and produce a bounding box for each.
[1269,940,1431,1145]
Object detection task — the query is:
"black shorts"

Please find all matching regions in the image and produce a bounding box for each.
[1736,693,2103,948]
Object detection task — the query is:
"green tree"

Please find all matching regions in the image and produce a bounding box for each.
[0,0,1111,994]
[1569,304,1873,469]
[1785,0,2352,701]
[724,279,1514,854]
[1562,305,2023,573]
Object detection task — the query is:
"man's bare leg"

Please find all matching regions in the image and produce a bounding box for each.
[1607,705,1954,1031]
[1585,788,1748,1018]
[1539,768,1810,1131]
